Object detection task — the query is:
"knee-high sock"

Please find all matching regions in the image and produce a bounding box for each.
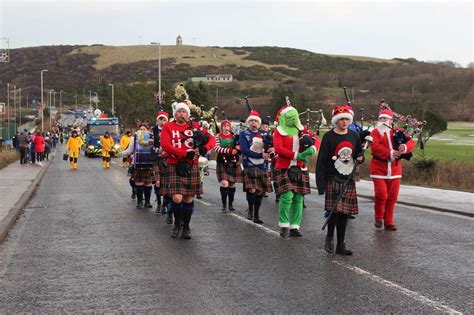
[246,192,255,213]
[253,194,263,218]
[220,187,228,207]
[182,201,194,229]
[129,178,136,193]
[171,201,183,227]
[336,213,348,246]
[135,186,144,204]
[228,187,236,207]
[164,195,172,213]
[144,186,152,204]
[278,190,294,227]
[154,185,161,205]
[289,193,304,229]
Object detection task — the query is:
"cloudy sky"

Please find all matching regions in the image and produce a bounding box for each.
[0,0,472,66]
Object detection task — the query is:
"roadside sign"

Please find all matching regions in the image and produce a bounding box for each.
[0,103,5,114]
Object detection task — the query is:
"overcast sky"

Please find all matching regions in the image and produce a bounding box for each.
[0,0,472,66]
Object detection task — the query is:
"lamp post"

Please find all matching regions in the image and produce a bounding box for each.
[40,69,48,131]
[49,89,54,130]
[13,85,16,134]
[150,42,162,106]
[108,84,115,116]
[93,92,98,110]
[89,90,92,108]
[59,90,63,114]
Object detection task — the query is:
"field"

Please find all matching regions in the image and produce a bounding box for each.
[69,45,297,70]
[0,150,19,170]
[421,122,474,163]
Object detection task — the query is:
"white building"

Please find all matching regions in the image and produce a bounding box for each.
[190,74,233,83]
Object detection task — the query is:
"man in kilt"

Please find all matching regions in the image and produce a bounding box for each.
[214,119,242,211]
[273,105,318,238]
[120,123,160,209]
[240,110,273,224]
[152,111,170,214]
[160,101,216,239]
[316,104,364,255]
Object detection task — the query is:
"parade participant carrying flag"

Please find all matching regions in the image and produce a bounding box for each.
[160,101,216,239]
[65,130,83,170]
[240,109,273,224]
[370,106,415,231]
[214,118,242,211]
[100,131,115,169]
[273,104,318,238]
[316,104,364,255]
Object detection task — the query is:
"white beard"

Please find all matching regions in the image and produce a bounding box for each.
[376,121,391,134]
[334,158,355,175]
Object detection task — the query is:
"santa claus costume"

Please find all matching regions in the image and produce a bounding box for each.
[316,104,363,255]
[240,110,273,224]
[370,108,415,231]
[160,101,216,239]
[273,105,318,238]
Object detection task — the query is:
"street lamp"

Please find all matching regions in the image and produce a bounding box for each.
[40,69,48,131]
[108,84,115,116]
[49,89,54,130]
[13,85,16,134]
[150,42,162,105]
[88,90,92,108]
[93,92,98,110]
[59,90,63,114]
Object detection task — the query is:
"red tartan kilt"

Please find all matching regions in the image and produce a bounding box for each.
[133,164,160,185]
[324,178,359,215]
[216,162,242,183]
[243,168,273,193]
[273,168,311,195]
[163,163,203,196]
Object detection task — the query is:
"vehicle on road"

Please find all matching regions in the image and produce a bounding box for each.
[84,117,120,157]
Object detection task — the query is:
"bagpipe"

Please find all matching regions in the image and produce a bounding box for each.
[244,96,274,158]
[296,97,326,151]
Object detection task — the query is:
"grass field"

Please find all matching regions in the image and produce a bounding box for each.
[421,122,474,163]
[0,150,19,170]
[69,45,297,70]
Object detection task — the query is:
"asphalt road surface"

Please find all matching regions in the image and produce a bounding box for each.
[0,148,472,313]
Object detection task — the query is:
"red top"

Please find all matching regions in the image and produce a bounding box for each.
[161,121,216,164]
[369,127,415,179]
[273,126,319,169]
[34,135,45,153]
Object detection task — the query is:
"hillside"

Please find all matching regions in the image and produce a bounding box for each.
[0,45,472,123]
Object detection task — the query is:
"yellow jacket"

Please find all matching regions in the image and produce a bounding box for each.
[66,136,84,153]
[100,136,115,151]
[120,135,132,150]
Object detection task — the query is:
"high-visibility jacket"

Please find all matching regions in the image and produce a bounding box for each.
[120,135,132,150]
[66,136,84,154]
[100,136,115,157]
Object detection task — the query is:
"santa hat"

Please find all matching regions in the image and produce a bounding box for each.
[275,105,291,124]
[332,141,353,160]
[331,104,354,125]
[156,111,169,121]
[172,101,191,118]
[220,120,231,129]
[378,108,393,120]
[246,110,261,125]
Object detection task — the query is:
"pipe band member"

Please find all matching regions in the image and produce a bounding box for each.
[316,104,364,255]
[160,101,216,240]
[152,111,170,215]
[240,110,273,224]
[214,119,242,211]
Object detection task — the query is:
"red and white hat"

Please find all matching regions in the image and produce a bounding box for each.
[275,105,291,124]
[331,104,354,125]
[247,110,261,125]
[332,141,353,160]
[156,111,169,121]
[378,108,393,120]
[172,101,191,118]
[220,120,231,129]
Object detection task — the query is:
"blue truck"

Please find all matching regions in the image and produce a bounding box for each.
[84,117,121,157]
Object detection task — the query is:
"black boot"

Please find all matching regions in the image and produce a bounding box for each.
[171,201,182,238]
[336,243,353,255]
[280,227,289,238]
[324,237,334,253]
[228,187,236,211]
[220,187,228,211]
[181,202,193,240]
[290,229,303,237]
[246,192,254,220]
[136,187,144,208]
[253,195,263,224]
[144,187,153,208]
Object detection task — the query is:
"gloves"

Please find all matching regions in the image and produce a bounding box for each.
[296,147,315,163]
[186,150,195,160]
[198,146,208,157]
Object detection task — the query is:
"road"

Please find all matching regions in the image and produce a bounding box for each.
[0,147,472,313]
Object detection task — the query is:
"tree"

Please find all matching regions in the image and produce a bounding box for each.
[419,110,447,148]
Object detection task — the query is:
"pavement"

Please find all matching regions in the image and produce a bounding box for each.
[0,148,473,313]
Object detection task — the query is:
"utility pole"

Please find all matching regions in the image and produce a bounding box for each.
[89,90,92,108]
[150,42,162,107]
[19,88,22,127]
[13,85,16,134]
[40,69,48,131]
[60,90,63,114]
[109,84,115,116]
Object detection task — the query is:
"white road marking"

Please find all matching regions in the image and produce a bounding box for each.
[332,261,463,314]
[194,199,212,206]
[227,212,282,237]
[111,161,117,165]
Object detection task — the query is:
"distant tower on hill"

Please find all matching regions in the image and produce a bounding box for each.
[176,35,183,46]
